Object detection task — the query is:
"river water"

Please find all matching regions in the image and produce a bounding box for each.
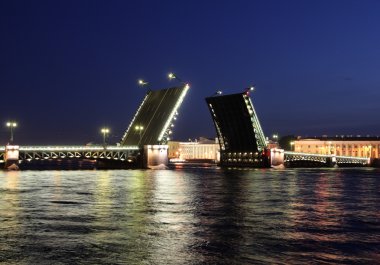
[0,167,379,264]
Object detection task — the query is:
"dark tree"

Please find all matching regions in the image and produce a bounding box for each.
[279,135,296,151]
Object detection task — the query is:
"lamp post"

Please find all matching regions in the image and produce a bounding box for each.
[135,125,144,145]
[135,125,144,168]
[101,128,110,147]
[245,86,255,92]
[6,121,17,143]
[138,79,150,92]
[168,72,184,83]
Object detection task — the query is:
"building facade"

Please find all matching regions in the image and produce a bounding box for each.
[294,137,380,158]
[168,138,220,162]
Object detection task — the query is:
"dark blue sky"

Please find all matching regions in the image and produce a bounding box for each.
[1,0,379,145]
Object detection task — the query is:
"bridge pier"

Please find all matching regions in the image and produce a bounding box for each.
[144,145,169,169]
[270,148,285,167]
[4,145,20,170]
[326,156,337,167]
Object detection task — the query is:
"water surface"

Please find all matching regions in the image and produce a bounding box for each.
[0,167,379,264]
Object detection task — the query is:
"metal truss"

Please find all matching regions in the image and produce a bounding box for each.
[284,151,370,165]
[335,156,369,165]
[284,152,328,163]
[1,145,139,163]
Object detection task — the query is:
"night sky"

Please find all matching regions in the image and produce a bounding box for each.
[1,0,379,145]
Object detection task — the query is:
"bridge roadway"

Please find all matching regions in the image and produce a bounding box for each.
[0,145,371,168]
[282,150,370,166]
[0,145,140,163]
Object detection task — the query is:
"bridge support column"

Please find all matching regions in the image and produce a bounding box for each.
[4,145,20,170]
[270,148,284,167]
[326,156,337,167]
[144,145,169,169]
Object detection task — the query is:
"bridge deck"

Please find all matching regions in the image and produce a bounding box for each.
[120,85,189,146]
[0,145,139,163]
[283,151,370,164]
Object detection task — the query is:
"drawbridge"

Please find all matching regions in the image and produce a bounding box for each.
[206,90,371,168]
[206,91,269,167]
[1,84,190,169]
[120,84,190,146]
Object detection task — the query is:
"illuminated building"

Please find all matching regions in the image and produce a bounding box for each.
[168,137,220,162]
[294,136,380,158]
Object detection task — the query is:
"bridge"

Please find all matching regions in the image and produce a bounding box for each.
[1,82,373,169]
[1,84,190,170]
[0,145,140,169]
[205,90,269,167]
[270,149,370,167]
[120,84,189,146]
[206,90,372,168]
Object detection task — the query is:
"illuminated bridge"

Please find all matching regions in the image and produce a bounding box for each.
[279,150,370,167]
[1,84,190,169]
[120,84,189,146]
[0,145,139,169]
[0,145,138,162]
[206,90,371,168]
[206,90,269,167]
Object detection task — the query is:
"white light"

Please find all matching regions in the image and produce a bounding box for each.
[6,121,17,127]
[138,79,147,86]
[157,84,190,142]
[168,73,175,79]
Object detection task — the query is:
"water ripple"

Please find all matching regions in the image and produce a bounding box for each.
[0,168,379,264]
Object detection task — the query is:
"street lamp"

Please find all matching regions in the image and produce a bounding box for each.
[6,121,17,143]
[138,79,150,93]
[138,79,148,86]
[135,125,144,144]
[168,72,184,83]
[168,72,176,80]
[244,85,255,94]
[101,127,110,146]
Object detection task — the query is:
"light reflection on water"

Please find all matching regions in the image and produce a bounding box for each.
[0,168,379,264]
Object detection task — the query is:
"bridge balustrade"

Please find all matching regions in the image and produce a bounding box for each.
[283,151,370,166]
[0,145,139,163]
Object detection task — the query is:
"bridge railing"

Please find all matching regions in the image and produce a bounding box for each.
[17,145,139,151]
[0,145,140,163]
[284,151,370,165]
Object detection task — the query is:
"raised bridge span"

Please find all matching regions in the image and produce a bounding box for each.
[206,90,371,168]
[1,84,372,169]
[1,84,190,169]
